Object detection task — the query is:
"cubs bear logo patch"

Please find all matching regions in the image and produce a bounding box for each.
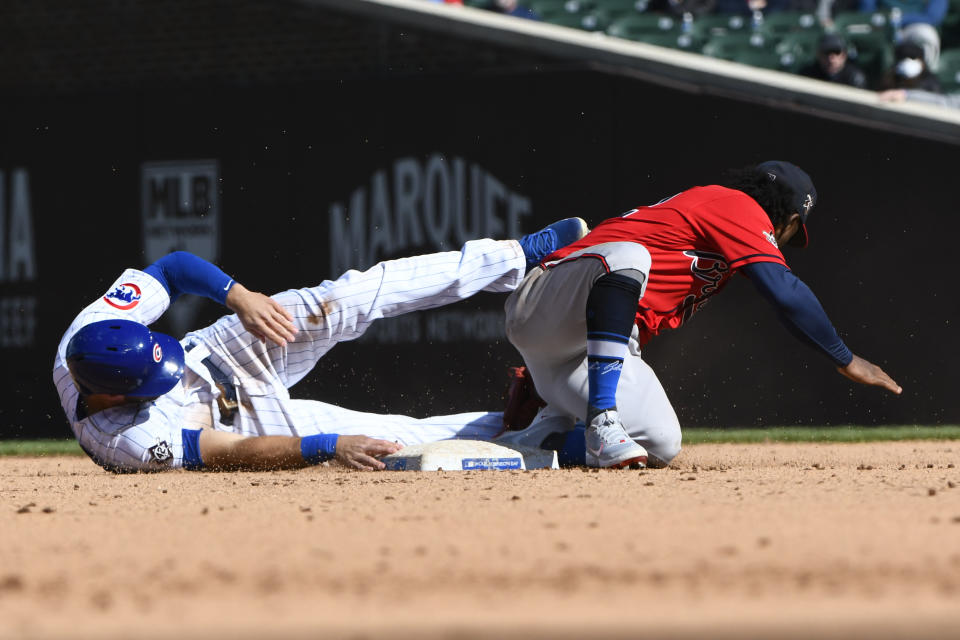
[149,439,173,464]
[104,283,142,310]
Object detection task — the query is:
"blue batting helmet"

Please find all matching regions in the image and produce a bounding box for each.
[65,320,185,397]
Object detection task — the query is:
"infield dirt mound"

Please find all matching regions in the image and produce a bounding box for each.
[2,441,959,640]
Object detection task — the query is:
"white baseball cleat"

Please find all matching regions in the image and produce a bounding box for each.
[585,410,648,469]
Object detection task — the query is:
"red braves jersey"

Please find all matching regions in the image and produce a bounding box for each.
[544,186,787,345]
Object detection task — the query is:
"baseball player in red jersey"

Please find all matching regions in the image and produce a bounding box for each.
[499,161,901,469]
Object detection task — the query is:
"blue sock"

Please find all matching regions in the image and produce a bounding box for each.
[559,424,587,467]
[586,272,643,420]
[541,424,587,467]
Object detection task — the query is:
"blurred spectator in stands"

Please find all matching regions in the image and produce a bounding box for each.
[491,0,541,18]
[799,33,868,87]
[901,22,941,70]
[878,87,960,105]
[428,0,465,4]
[879,40,942,91]
[860,0,945,68]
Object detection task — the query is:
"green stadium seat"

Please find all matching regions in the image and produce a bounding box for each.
[545,10,609,30]
[690,13,748,39]
[701,31,773,60]
[832,11,892,38]
[529,0,571,15]
[733,48,793,70]
[464,0,495,7]
[940,0,960,48]
[569,0,598,11]
[592,0,648,19]
[757,11,821,37]
[935,47,960,90]
[775,30,823,70]
[845,30,894,81]
[607,13,681,39]
[637,31,704,51]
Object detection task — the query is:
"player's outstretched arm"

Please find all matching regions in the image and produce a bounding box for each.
[197,429,401,472]
[225,283,298,347]
[742,262,902,396]
[837,354,902,395]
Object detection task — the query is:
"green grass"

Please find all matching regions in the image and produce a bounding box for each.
[1,426,958,457]
[0,439,84,456]
[683,425,960,444]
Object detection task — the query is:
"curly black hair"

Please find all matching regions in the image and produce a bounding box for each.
[720,167,796,229]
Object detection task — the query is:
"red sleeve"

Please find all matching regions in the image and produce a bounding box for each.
[695,191,787,269]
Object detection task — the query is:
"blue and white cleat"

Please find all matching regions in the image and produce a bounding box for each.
[584,409,648,469]
[518,217,589,271]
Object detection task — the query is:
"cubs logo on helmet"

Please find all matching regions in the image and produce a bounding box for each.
[104,283,142,310]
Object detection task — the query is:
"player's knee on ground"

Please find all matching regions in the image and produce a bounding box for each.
[633,433,681,468]
[639,435,682,468]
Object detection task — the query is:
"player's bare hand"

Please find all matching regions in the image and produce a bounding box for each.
[837,354,902,395]
[335,435,403,471]
[226,283,298,346]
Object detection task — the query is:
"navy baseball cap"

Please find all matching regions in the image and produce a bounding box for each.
[756,160,817,248]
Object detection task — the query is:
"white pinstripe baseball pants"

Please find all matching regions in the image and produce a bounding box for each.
[184,238,527,444]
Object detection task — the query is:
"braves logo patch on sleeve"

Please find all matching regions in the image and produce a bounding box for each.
[104,283,142,310]
[148,439,173,464]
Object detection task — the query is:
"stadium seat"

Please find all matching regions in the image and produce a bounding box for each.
[529,0,568,15]
[530,0,597,16]
[733,48,793,70]
[935,47,960,90]
[757,11,820,38]
[569,0,598,11]
[701,31,772,60]
[607,13,681,39]
[690,13,748,39]
[775,30,822,70]
[545,10,610,30]
[845,30,894,82]
[832,11,892,38]
[941,0,960,48]
[592,0,647,19]
[637,31,703,51]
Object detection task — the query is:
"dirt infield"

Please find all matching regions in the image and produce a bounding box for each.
[2,441,960,640]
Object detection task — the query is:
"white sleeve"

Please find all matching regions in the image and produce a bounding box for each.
[53,269,172,420]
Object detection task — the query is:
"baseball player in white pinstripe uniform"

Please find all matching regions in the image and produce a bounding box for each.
[54,219,588,473]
